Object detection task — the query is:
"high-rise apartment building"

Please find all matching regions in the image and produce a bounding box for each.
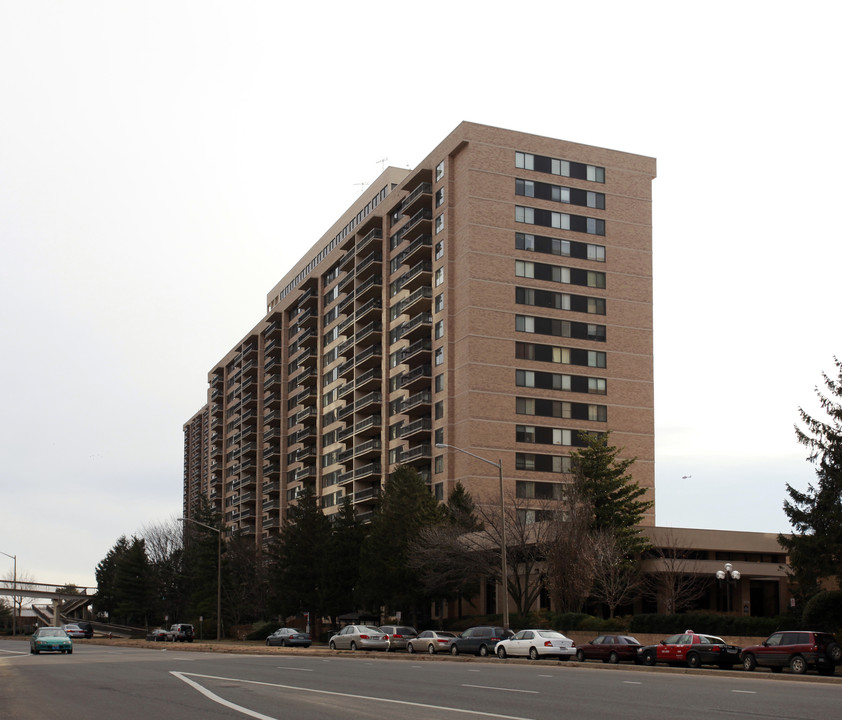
[183,121,657,544]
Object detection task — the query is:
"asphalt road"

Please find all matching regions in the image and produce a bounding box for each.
[1,639,840,720]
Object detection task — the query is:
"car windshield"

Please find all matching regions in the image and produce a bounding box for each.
[437,631,456,638]
[701,635,725,644]
[537,630,565,639]
[40,629,66,637]
[359,626,382,634]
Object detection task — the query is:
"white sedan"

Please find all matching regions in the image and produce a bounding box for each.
[494,629,576,660]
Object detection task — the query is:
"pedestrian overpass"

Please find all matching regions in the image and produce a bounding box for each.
[0,580,95,626]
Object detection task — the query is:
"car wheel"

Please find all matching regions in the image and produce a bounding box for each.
[451,645,459,656]
[609,652,619,665]
[266,639,271,646]
[642,650,656,666]
[790,655,807,674]
[742,654,757,671]
[280,639,286,647]
[406,643,415,654]
[576,649,585,662]
[497,646,507,659]
[686,652,701,669]
[30,647,34,654]
[329,640,337,650]
[479,644,488,657]
[350,641,358,652]
[427,644,436,655]
[528,647,539,661]
[827,642,842,664]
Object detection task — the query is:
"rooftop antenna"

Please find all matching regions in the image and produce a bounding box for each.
[353,182,368,193]
[377,157,388,171]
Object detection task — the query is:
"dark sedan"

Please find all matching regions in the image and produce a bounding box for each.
[450,626,514,657]
[638,631,741,668]
[576,634,642,664]
[266,627,312,647]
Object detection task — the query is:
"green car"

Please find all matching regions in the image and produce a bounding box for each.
[30,627,73,654]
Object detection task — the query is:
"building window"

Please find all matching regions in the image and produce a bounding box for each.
[435,160,445,181]
[435,240,444,259]
[434,482,444,500]
[587,271,606,288]
[588,405,608,422]
[435,187,444,207]
[515,152,534,170]
[435,320,444,339]
[588,351,607,368]
[435,373,444,392]
[516,369,536,387]
[515,260,535,278]
[515,316,535,333]
[435,214,444,234]
[435,293,444,313]
[587,297,606,315]
[435,455,443,474]
[587,244,606,262]
[435,401,444,419]
[515,206,535,224]
[588,377,607,394]
[587,165,605,183]
[435,428,444,445]
[435,347,444,366]
[435,268,444,287]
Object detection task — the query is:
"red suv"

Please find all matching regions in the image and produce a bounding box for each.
[741,631,841,675]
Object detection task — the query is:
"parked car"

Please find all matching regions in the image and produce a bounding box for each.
[62,624,87,639]
[75,621,94,639]
[638,630,741,668]
[741,631,841,675]
[30,627,73,654]
[407,630,458,655]
[169,623,194,642]
[146,628,172,642]
[266,627,312,647]
[379,625,418,651]
[576,634,642,664]
[450,626,514,657]
[328,625,389,651]
[494,629,575,660]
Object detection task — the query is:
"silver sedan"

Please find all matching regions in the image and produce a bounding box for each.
[328,625,389,651]
[407,630,458,655]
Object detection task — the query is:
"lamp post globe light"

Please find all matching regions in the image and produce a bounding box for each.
[178,517,221,640]
[715,562,740,612]
[0,551,16,637]
[435,443,509,630]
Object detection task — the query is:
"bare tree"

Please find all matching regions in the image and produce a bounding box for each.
[139,517,183,565]
[3,569,39,624]
[543,483,595,614]
[588,530,643,618]
[472,492,557,618]
[641,530,711,613]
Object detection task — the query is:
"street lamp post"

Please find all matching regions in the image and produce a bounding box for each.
[715,562,740,613]
[436,443,509,630]
[0,551,16,638]
[179,518,221,640]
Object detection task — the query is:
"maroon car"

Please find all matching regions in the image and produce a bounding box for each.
[576,634,642,664]
[741,631,840,675]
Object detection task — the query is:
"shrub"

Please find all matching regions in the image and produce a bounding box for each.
[802,591,842,633]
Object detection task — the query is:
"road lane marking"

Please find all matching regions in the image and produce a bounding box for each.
[623,681,642,685]
[0,649,28,655]
[172,672,537,720]
[732,690,756,694]
[461,684,538,694]
[276,666,313,671]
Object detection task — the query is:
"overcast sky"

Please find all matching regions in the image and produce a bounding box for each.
[2,1,840,589]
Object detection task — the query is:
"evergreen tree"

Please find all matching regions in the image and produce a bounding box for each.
[270,489,331,619]
[358,465,442,621]
[780,357,842,599]
[569,431,652,556]
[94,536,130,620]
[113,536,152,625]
[323,497,366,626]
